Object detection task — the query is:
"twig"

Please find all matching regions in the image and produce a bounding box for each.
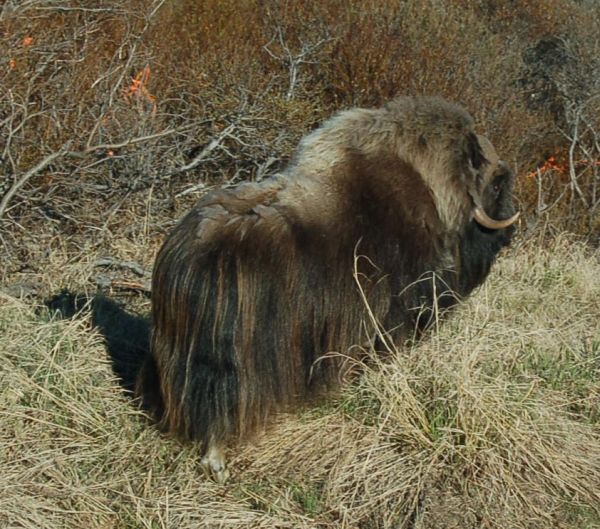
[168,123,237,176]
[111,279,152,294]
[94,257,149,277]
[264,27,333,101]
[74,128,178,156]
[31,6,121,13]
[96,277,152,295]
[0,142,72,219]
[566,110,588,207]
[175,183,208,198]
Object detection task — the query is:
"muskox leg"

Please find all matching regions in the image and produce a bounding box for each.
[200,442,229,484]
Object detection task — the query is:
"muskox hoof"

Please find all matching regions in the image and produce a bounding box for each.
[200,445,229,484]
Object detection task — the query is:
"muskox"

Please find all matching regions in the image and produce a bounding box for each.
[62,96,517,482]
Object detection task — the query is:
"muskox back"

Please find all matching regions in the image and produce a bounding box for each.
[133,96,518,481]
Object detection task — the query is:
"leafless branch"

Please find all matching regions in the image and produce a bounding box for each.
[95,257,149,277]
[565,109,588,207]
[75,128,178,156]
[168,123,237,177]
[264,26,333,101]
[175,183,208,199]
[0,141,72,219]
[535,168,569,215]
[32,6,123,13]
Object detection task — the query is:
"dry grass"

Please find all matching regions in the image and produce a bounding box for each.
[1,236,598,528]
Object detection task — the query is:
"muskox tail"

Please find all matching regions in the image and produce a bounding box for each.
[45,291,158,408]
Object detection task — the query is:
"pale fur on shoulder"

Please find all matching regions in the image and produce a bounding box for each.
[280,96,479,232]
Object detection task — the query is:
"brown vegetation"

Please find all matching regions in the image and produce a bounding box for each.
[1,0,599,270]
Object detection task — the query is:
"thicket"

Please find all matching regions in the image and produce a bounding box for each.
[1,0,599,274]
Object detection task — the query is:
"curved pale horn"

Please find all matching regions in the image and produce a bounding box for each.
[473,207,520,230]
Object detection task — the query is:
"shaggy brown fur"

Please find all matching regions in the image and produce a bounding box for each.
[135,96,517,480]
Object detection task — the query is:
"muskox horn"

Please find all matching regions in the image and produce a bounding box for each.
[473,206,520,230]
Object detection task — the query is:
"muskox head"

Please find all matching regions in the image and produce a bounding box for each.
[468,134,519,230]
[141,96,518,481]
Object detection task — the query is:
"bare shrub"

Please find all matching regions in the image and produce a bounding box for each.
[2,0,600,271]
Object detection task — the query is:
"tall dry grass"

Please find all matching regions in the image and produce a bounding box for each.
[1,236,598,528]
